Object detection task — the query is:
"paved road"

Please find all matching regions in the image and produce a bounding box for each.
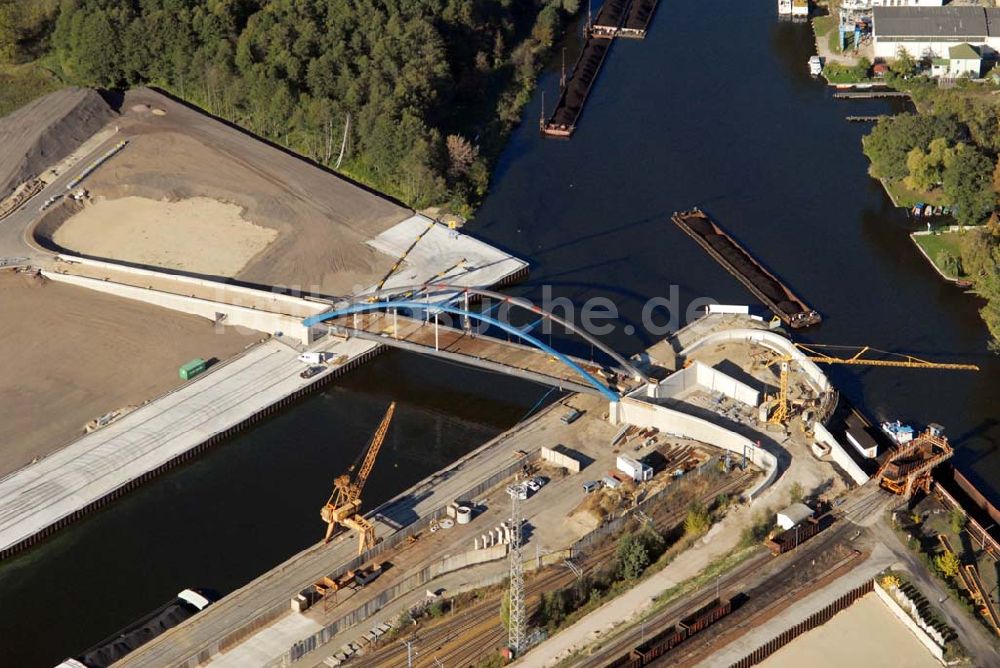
[0,131,123,261]
[871,519,1000,666]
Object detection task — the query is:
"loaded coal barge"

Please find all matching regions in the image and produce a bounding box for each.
[671,208,821,328]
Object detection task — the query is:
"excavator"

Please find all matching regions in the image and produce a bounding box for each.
[320,401,396,554]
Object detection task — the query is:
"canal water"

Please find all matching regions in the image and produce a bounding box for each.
[3,0,998,665]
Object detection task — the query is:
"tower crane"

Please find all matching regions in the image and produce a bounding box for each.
[321,401,396,554]
[767,344,979,425]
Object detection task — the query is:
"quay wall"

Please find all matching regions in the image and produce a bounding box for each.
[0,341,384,561]
[680,328,831,393]
[813,422,870,486]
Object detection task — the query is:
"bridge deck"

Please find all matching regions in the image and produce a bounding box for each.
[327,312,615,395]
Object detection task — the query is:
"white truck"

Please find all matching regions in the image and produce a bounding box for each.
[298,352,326,365]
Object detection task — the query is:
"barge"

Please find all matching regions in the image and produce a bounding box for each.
[58,589,213,668]
[541,33,613,137]
[620,0,662,39]
[671,208,821,328]
[591,0,630,37]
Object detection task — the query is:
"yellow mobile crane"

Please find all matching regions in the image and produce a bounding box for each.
[321,402,396,554]
[767,344,979,425]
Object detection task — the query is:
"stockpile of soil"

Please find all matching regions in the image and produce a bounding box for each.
[0,87,116,199]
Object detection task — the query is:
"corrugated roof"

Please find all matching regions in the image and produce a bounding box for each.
[949,43,981,60]
[873,7,988,38]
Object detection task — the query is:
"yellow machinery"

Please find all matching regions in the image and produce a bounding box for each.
[767,344,979,425]
[367,220,436,302]
[321,402,396,553]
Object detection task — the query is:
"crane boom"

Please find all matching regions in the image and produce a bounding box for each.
[321,401,396,550]
[354,401,395,499]
[767,344,979,425]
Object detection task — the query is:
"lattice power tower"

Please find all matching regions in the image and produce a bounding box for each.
[507,483,526,656]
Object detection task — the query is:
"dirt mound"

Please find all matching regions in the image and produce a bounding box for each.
[0,87,116,200]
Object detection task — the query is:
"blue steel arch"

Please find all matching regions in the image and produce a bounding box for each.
[304,300,621,402]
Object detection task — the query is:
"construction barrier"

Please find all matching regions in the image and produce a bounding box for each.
[541,445,582,473]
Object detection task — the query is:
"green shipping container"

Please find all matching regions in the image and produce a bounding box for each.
[179,358,207,380]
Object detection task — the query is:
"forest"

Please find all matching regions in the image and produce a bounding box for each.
[1,0,580,211]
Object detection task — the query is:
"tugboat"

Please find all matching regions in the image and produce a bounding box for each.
[881,420,915,446]
[809,55,823,76]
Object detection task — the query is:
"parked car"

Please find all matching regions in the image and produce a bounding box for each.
[561,408,583,425]
[582,480,602,494]
[526,476,546,492]
[300,365,325,379]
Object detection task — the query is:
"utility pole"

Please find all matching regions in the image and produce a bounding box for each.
[508,483,526,657]
[402,638,416,668]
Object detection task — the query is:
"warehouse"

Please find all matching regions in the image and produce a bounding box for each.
[872,6,1000,61]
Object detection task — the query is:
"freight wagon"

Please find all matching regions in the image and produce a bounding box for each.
[603,597,733,667]
[765,512,835,555]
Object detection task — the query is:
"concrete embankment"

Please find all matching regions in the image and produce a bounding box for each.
[0,336,383,560]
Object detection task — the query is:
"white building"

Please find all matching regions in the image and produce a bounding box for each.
[776,503,815,531]
[946,42,984,77]
[616,455,653,482]
[872,6,1000,62]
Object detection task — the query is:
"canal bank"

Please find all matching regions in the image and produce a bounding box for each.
[2,1,999,666]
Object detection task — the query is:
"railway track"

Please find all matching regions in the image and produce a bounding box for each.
[353,471,757,667]
[578,517,864,668]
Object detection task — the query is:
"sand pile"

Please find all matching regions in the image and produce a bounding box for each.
[54,196,278,276]
[0,87,116,200]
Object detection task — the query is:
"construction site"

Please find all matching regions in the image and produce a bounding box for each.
[2,83,998,668]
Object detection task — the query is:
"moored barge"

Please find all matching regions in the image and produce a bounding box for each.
[671,208,821,328]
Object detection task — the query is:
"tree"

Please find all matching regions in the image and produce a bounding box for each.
[864,114,961,181]
[942,143,995,227]
[950,508,965,534]
[891,47,917,78]
[684,501,711,537]
[446,134,478,177]
[937,251,962,278]
[617,533,650,580]
[935,550,961,579]
[789,482,805,504]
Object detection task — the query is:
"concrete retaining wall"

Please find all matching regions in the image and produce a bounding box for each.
[813,422,869,485]
[430,544,508,578]
[43,270,313,343]
[681,328,830,393]
[610,397,778,501]
[541,446,582,473]
[652,361,758,406]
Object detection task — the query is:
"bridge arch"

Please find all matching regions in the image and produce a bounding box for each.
[326,283,649,383]
[303,296,634,402]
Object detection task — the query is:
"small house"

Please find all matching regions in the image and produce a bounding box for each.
[948,43,982,77]
[776,503,815,530]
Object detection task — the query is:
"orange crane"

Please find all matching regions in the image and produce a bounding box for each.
[321,401,396,554]
[767,344,979,425]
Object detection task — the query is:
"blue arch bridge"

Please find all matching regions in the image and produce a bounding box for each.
[302,284,651,402]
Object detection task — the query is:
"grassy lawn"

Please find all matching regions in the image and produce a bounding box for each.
[0,60,62,118]
[882,179,948,208]
[913,231,967,278]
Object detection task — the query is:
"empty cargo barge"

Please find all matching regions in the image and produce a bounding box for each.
[671,208,821,328]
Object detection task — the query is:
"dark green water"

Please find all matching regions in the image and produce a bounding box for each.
[2,1,999,665]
